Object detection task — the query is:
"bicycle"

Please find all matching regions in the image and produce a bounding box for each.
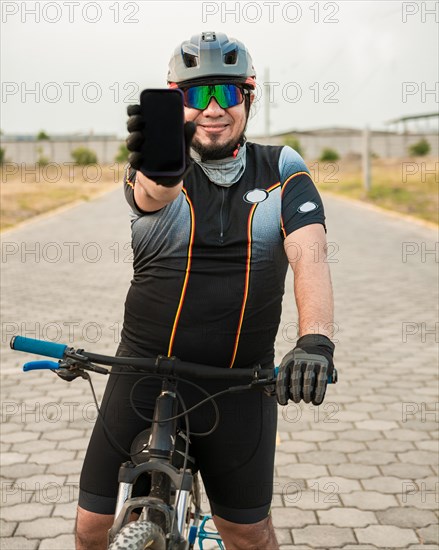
[10,335,337,549]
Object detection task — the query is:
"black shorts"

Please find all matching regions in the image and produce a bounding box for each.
[79,342,278,524]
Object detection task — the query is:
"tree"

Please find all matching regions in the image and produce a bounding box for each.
[71,147,98,165]
[319,148,340,162]
[409,138,430,157]
[283,135,305,158]
[115,143,129,163]
[37,130,50,141]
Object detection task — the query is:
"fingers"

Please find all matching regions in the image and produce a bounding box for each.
[128,152,143,171]
[126,131,144,152]
[302,363,316,404]
[127,104,141,116]
[312,363,328,405]
[127,114,145,133]
[289,361,303,403]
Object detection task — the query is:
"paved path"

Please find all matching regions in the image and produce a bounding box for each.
[1,189,438,549]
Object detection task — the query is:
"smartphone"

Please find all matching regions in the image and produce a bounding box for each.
[139,88,186,177]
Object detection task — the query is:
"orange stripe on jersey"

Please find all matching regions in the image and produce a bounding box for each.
[228,203,257,368]
[167,188,195,356]
[280,171,310,238]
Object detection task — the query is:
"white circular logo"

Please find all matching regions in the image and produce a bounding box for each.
[297,201,318,213]
[243,189,269,204]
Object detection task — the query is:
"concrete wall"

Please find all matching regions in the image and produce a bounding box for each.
[2,138,122,165]
[251,131,439,159]
[2,130,438,165]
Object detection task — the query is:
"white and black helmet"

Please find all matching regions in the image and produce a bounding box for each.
[167,31,256,89]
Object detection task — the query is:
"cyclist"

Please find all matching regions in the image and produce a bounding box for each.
[76,31,335,550]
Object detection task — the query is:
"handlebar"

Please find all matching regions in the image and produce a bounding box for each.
[10,336,337,383]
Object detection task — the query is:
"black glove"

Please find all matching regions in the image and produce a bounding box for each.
[276,334,335,406]
[126,104,196,187]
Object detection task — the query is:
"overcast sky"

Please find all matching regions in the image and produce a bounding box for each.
[1,0,438,137]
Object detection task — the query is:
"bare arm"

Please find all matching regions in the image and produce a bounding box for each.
[284,223,334,339]
[134,172,183,212]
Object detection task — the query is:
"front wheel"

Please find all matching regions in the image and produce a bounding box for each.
[109,520,166,550]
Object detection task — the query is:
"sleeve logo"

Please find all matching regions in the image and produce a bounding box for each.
[297,201,318,213]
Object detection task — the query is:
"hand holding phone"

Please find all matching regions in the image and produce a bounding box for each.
[126,89,196,187]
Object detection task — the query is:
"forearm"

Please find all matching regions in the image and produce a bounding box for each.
[294,257,334,338]
[134,171,183,211]
[285,224,334,339]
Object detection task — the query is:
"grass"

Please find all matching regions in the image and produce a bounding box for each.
[1,164,123,231]
[311,157,438,225]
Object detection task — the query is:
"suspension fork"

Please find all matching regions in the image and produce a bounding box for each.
[148,379,178,529]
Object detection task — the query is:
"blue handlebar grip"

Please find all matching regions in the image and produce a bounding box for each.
[11,336,67,359]
[23,361,61,371]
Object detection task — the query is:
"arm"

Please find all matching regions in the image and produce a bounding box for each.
[284,223,334,339]
[134,171,182,212]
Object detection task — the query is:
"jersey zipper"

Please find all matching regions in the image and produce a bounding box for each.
[219,187,226,244]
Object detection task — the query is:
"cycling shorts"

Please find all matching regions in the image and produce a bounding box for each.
[78,341,278,524]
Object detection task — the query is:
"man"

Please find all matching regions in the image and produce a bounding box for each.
[76,31,335,550]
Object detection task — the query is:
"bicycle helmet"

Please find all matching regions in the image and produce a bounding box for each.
[167,31,256,89]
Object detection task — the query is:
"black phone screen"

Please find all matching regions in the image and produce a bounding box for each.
[139,89,185,177]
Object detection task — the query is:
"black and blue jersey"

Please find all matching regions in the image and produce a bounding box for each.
[122,143,325,368]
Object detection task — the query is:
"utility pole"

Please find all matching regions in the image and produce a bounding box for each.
[264,67,270,144]
[362,126,371,192]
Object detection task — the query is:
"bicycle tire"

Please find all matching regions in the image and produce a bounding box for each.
[108,520,166,550]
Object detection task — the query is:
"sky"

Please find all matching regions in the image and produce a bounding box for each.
[1,0,438,137]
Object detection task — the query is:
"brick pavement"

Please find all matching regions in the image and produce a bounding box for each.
[1,188,438,549]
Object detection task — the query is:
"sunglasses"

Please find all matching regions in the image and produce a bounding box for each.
[182,84,247,110]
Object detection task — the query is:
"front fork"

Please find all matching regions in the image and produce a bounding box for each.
[110,379,193,545]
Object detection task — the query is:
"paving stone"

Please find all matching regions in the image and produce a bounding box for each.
[273,478,306,494]
[276,463,328,478]
[341,491,399,510]
[355,420,399,432]
[11,439,55,453]
[306,476,361,493]
[1,503,53,522]
[39,534,76,550]
[288,430,335,442]
[28,450,76,465]
[362,476,412,493]
[52,501,77,519]
[397,450,438,464]
[340,430,381,442]
[271,507,316,528]
[58,437,90,451]
[275,452,298,466]
[0,452,29,466]
[15,517,74,538]
[275,528,292,545]
[0,431,41,444]
[415,440,438,452]
[348,450,396,465]
[376,507,437,528]
[317,507,378,527]
[384,429,430,441]
[0,518,16,537]
[45,460,83,475]
[283,490,341,509]
[277,441,318,453]
[0,537,39,549]
[318,440,366,453]
[417,524,439,545]
[367,440,415,452]
[0,462,47,481]
[381,463,434,478]
[355,525,418,546]
[44,429,85,441]
[292,525,355,546]
[329,464,380,479]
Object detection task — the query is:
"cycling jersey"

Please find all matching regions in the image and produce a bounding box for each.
[122,143,325,369]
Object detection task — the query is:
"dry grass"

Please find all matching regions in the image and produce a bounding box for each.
[312,156,438,225]
[1,158,438,230]
[1,164,122,231]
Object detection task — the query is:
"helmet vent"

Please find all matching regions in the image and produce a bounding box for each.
[224,49,238,65]
[183,52,198,68]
